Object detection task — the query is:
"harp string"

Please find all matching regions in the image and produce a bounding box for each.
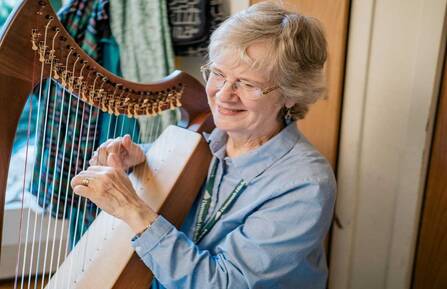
[14,33,40,289]
[106,111,121,235]
[78,73,100,237]
[80,105,100,271]
[40,81,62,287]
[93,82,121,219]
[40,28,64,287]
[82,78,106,262]
[31,19,60,289]
[52,63,83,289]
[66,94,88,287]
[62,76,84,289]
[65,71,107,286]
[41,44,76,289]
[23,18,54,289]
[79,76,102,273]
[39,83,63,286]
[65,60,91,265]
[45,54,81,286]
[99,99,121,244]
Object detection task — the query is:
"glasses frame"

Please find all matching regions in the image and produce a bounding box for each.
[200,64,279,99]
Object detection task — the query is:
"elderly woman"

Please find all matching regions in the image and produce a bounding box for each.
[71,2,335,289]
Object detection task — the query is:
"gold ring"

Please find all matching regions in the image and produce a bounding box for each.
[82,178,91,186]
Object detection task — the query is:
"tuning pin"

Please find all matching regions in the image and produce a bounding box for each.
[80,90,88,101]
[145,104,152,116]
[101,99,108,112]
[127,105,133,118]
[133,104,139,116]
[114,106,120,116]
[31,40,39,51]
[39,52,45,63]
[108,99,115,113]
[175,96,182,107]
[157,100,165,113]
[48,49,55,61]
[53,67,59,80]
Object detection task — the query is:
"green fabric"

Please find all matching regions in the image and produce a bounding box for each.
[110,0,178,142]
[50,0,63,12]
[0,1,13,27]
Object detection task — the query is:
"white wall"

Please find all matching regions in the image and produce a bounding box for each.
[329,0,447,289]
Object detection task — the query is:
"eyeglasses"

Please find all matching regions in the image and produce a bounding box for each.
[200,64,279,100]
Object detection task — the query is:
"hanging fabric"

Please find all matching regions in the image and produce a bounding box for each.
[167,0,225,56]
[110,0,177,143]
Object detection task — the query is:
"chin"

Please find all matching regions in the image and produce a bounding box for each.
[213,117,243,133]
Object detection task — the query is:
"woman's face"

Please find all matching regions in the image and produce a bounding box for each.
[206,43,288,139]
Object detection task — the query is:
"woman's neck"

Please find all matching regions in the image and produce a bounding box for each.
[226,124,284,158]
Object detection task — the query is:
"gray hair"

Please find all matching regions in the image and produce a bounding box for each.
[208,1,327,120]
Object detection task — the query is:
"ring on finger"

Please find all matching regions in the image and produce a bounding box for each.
[82,178,92,186]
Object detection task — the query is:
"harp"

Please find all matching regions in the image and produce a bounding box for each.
[0,0,213,288]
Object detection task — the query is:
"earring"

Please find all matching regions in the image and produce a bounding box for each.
[284,107,293,123]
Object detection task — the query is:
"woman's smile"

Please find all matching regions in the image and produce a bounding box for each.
[216,104,246,116]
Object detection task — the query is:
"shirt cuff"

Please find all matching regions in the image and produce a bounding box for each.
[131,215,174,256]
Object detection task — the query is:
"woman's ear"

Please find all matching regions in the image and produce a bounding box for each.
[284,98,296,109]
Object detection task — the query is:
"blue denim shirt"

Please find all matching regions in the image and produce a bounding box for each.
[131,123,336,289]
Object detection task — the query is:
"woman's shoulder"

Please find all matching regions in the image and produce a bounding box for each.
[261,132,336,202]
[271,129,334,181]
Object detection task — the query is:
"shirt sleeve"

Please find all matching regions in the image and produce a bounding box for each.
[131,177,335,289]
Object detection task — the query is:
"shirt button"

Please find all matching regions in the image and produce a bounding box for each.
[135,246,142,253]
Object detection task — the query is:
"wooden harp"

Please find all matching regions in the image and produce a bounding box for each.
[0,0,213,288]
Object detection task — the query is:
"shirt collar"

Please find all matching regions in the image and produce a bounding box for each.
[204,123,300,183]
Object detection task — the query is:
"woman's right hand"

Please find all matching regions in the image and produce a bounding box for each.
[89,134,146,171]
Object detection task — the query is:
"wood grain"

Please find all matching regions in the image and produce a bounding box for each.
[412,49,447,289]
[0,277,44,289]
[250,0,350,168]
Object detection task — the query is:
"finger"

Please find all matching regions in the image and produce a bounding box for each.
[106,137,123,153]
[101,139,114,148]
[97,147,109,165]
[95,138,117,165]
[71,170,96,188]
[86,165,103,171]
[107,153,124,170]
[89,155,98,166]
[122,134,132,151]
[71,174,87,188]
[73,185,91,198]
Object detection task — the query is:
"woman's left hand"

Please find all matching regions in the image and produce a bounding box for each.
[71,166,157,234]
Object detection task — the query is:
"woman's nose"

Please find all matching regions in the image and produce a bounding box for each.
[215,81,238,101]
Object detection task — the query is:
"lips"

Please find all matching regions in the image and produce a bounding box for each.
[216,105,245,116]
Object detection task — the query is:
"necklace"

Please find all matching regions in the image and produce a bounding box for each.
[193,159,247,243]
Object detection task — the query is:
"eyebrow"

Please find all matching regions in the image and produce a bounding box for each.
[211,65,265,86]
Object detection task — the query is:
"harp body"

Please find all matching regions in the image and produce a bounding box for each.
[0,0,213,288]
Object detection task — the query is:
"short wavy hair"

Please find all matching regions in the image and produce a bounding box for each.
[208,1,327,120]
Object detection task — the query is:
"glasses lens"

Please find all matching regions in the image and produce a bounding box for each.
[240,88,262,100]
